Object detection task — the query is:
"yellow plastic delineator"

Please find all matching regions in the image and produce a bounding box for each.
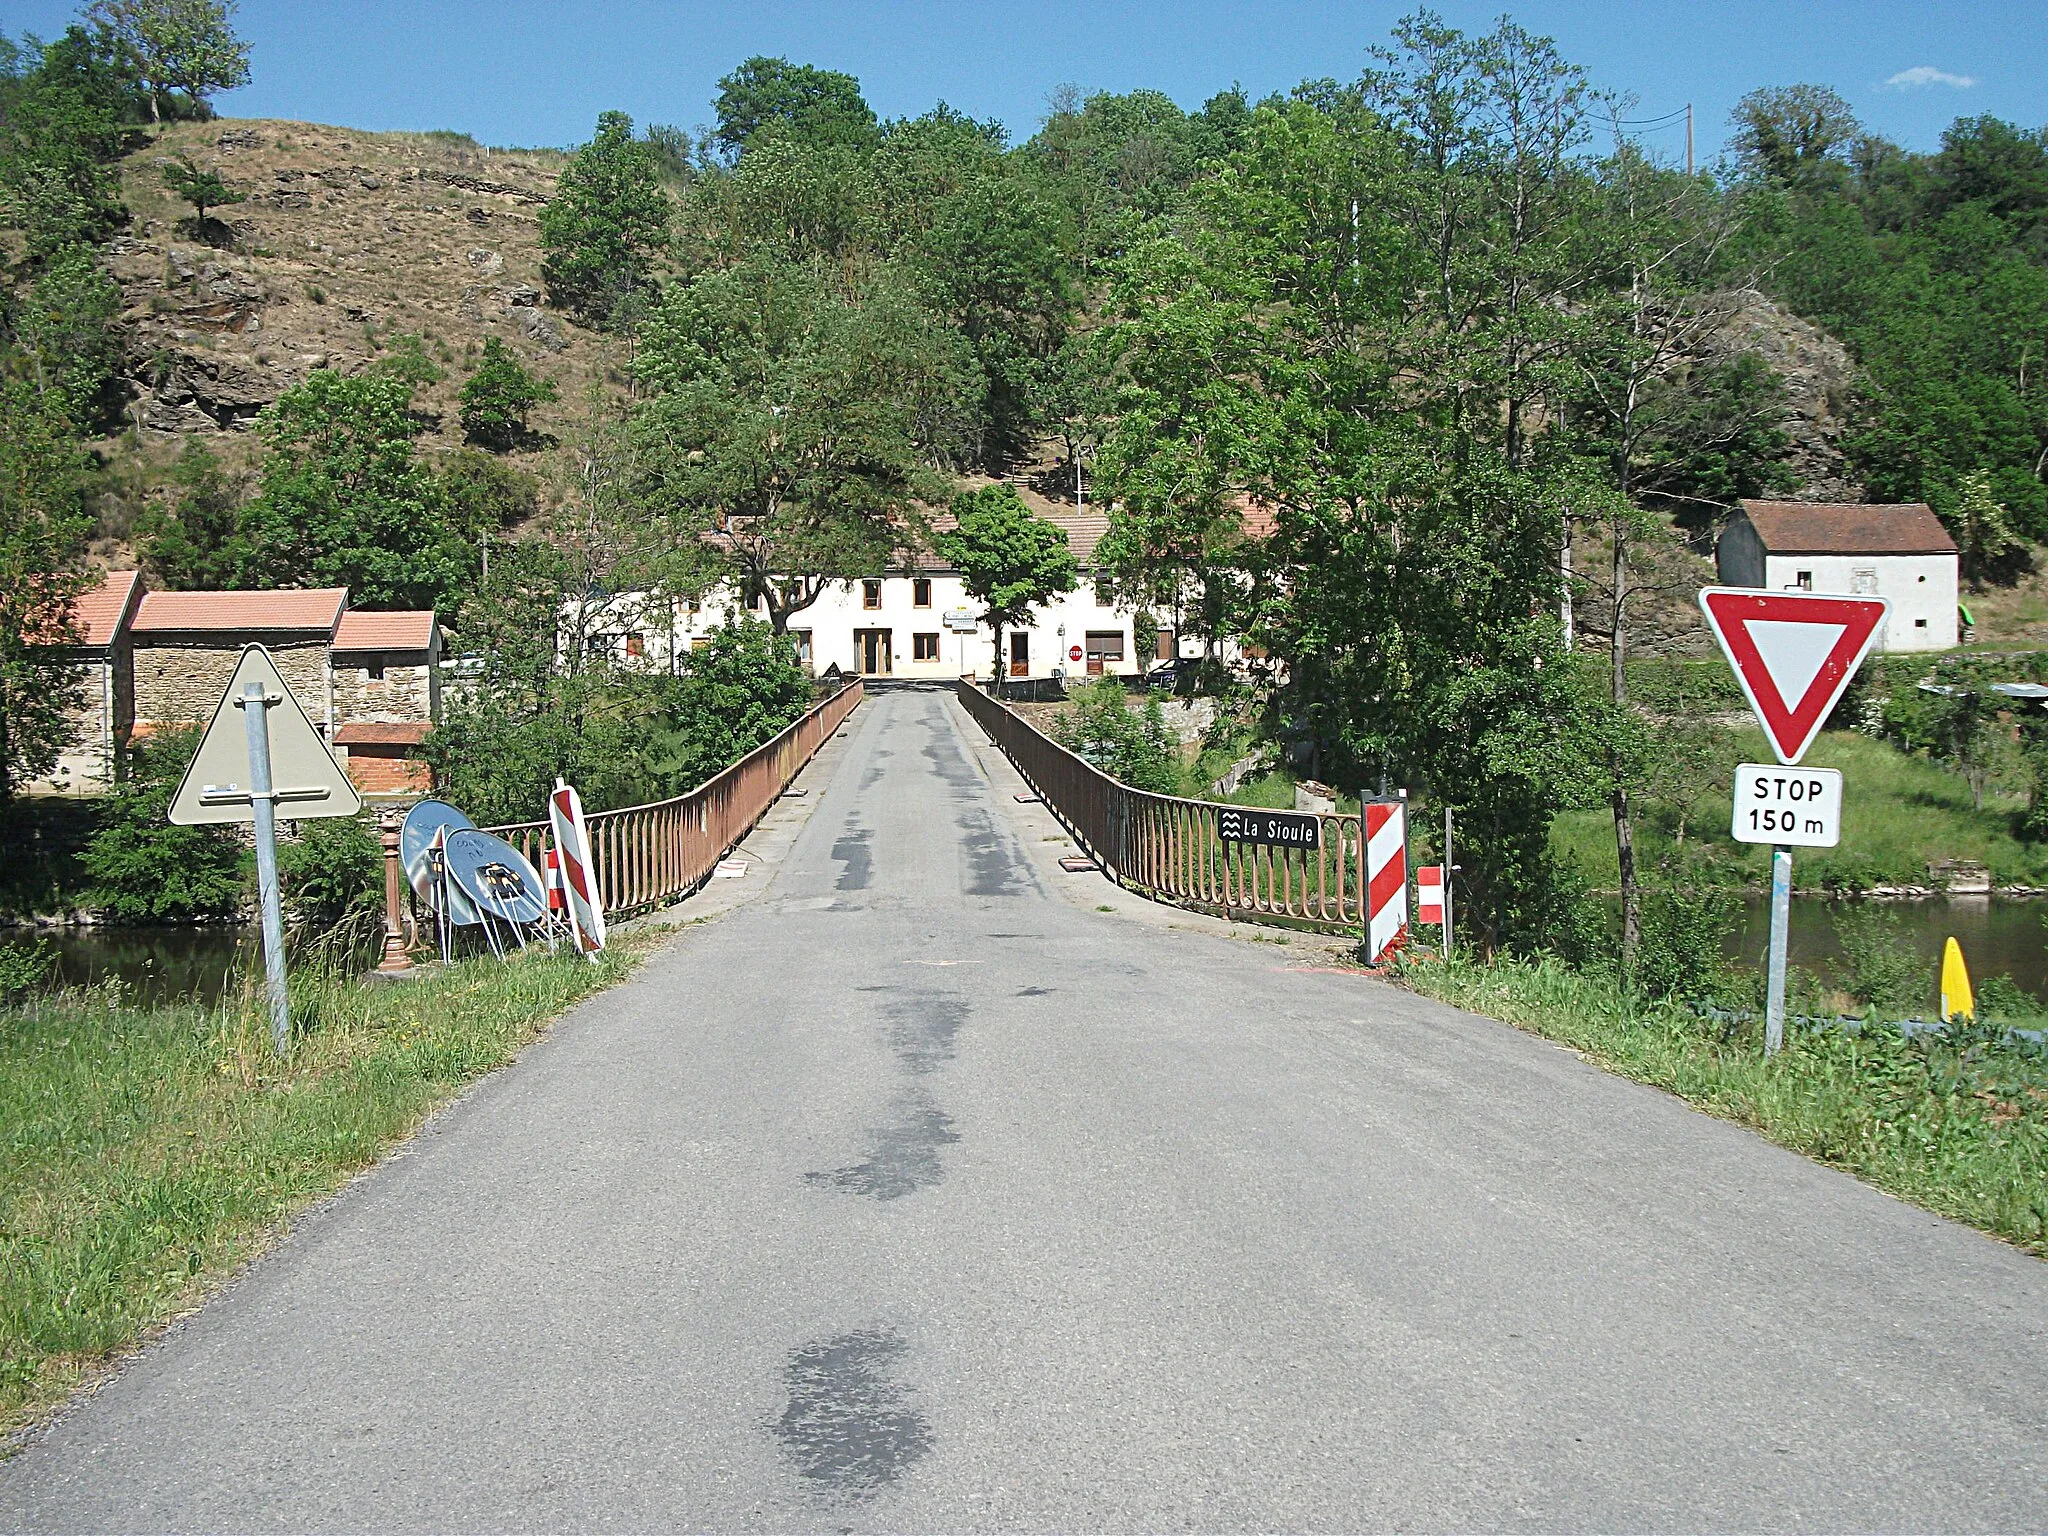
[1940,936,1975,1024]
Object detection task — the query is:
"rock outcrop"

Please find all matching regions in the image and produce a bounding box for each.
[1702,287,1863,503]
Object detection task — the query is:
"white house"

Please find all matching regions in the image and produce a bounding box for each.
[579,503,1236,682]
[1715,499,1959,653]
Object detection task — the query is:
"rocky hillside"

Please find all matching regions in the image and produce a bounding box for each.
[101,119,609,473]
[1700,286,1862,504]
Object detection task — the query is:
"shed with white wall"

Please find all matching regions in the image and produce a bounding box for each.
[1715,500,1958,652]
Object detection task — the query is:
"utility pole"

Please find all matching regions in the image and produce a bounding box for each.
[1685,103,1694,176]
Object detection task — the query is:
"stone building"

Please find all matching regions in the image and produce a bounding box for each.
[28,575,443,796]
[1716,500,1960,653]
[129,588,350,735]
[28,570,144,792]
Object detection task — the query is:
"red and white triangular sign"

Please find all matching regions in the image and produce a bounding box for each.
[1698,588,1890,765]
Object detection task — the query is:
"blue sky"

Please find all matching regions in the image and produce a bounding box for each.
[9,0,2044,164]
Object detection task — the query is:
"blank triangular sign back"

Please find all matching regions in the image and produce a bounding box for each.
[169,645,363,824]
[1698,588,1890,765]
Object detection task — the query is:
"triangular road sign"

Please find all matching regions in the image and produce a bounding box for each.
[1698,588,1890,765]
[169,645,363,824]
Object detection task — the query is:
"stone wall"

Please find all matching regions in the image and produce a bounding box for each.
[332,654,433,724]
[133,638,330,731]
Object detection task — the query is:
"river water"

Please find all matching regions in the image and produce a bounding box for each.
[1,927,253,1006]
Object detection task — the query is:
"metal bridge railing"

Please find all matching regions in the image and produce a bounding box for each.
[486,681,863,919]
[955,680,1364,935]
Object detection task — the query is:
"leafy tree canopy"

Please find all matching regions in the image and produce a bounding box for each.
[539,109,673,327]
[713,57,879,159]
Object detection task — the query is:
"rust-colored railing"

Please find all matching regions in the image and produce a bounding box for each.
[956,680,1365,935]
[487,681,863,918]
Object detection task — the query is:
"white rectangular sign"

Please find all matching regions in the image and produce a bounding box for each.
[1731,763,1842,847]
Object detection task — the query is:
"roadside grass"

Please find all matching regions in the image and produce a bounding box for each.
[1399,953,2048,1256]
[1555,727,2048,892]
[0,939,643,1435]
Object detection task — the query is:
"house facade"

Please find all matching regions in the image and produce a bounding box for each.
[1716,500,1959,653]
[28,572,443,795]
[579,505,1225,681]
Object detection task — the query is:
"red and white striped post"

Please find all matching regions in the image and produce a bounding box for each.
[549,779,607,959]
[1364,798,1408,964]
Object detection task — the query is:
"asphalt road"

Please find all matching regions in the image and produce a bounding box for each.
[4,686,2044,1532]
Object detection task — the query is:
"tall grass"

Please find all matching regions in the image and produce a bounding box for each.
[0,939,640,1432]
[1401,953,2048,1255]
[1555,727,2048,892]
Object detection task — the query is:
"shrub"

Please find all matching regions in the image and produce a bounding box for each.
[278,816,381,932]
[81,728,246,923]
[1633,887,1736,1003]
[1051,678,1180,794]
[1834,904,1928,1018]
[0,940,54,1003]
[459,337,558,449]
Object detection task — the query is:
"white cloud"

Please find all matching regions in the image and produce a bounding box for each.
[1884,66,1977,89]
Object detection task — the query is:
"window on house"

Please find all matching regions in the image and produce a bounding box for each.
[1915,618,1928,628]
[625,633,646,658]
[791,630,814,667]
[748,587,764,612]
[863,579,883,609]
[364,658,386,681]
[1156,629,1173,661]
[913,632,940,661]
[1796,571,1813,590]
[913,578,932,607]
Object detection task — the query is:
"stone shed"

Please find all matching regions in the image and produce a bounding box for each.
[331,609,441,725]
[129,587,348,735]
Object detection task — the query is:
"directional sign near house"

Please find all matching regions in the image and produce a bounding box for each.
[1697,588,1890,766]
[944,608,979,632]
[1217,807,1320,849]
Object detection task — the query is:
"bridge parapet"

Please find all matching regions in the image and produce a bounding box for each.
[954,680,1365,936]
[487,681,863,918]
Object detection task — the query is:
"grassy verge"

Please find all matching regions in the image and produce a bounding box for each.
[0,939,644,1434]
[1399,953,2048,1255]
[1555,727,2048,892]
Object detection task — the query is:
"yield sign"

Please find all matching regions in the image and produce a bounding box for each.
[1698,588,1890,765]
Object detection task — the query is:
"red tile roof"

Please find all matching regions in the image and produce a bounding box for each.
[26,568,142,647]
[333,720,433,746]
[333,610,438,651]
[132,587,348,634]
[1738,500,1956,556]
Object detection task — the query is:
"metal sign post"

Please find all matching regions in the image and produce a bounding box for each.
[1699,591,1887,1058]
[238,682,291,1054]
[168,645,362,1058]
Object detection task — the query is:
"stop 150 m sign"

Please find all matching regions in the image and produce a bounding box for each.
[1731,763,1843,848]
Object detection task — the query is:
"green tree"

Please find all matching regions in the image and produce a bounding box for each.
[712,57,879,159]
[85,0,250,124]
[458,336,557,449]
[1949,469,2020,591]
[0,380,93,803]
[635,254,975,631]
[134,439,244,588]
[81,726,245,922]
[1051,676,1180,793]
[10,242,123,429]
[646,618,814,789]
[0,27,134,257]
[538,110,672,328]
[159,150,242,230]
[938,483,1078,682]
[232,369,464,609]
[438,447,537,544]
[1729,84,1859,189]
